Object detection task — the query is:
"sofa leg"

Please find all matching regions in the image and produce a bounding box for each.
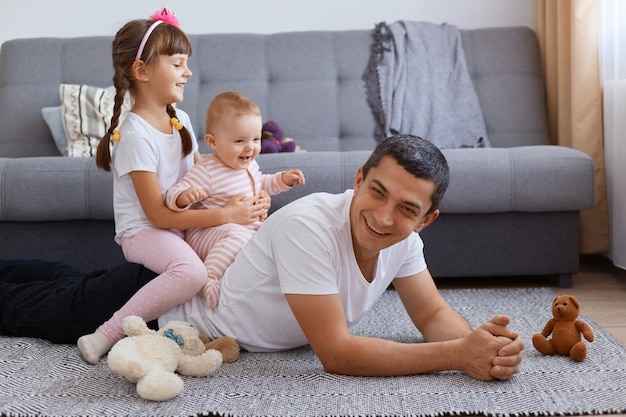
[555,273,573,288]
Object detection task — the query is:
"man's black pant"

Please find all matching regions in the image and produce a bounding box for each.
[0,259,157,343]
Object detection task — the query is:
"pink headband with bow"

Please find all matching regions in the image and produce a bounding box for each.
[135,7,180,61]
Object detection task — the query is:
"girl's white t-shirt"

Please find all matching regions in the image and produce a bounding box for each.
[159,189,427,352]
[111,110,198,243]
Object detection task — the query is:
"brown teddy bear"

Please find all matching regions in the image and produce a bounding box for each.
[532,295,594,361]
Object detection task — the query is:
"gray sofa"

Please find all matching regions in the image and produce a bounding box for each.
[0,26,594,286]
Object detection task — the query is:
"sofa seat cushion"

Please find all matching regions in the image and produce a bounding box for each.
[0,146,594,223]
[440,146,595,213]
[0,157,113,221]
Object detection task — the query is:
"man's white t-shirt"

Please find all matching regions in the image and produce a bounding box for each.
[111,110,198,243]
[159,189,427,352]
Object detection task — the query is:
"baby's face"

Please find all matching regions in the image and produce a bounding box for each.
[206,113,262,170]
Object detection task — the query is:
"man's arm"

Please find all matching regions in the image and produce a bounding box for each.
[393,269,472,342]
[285,292,468,377]
[285,268,523,380]
[394,270,524,380]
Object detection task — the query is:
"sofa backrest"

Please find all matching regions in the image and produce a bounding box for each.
[0,26,549,158]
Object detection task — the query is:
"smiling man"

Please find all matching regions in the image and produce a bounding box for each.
[160,134,525,381]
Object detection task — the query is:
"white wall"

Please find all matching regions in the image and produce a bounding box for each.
[1,0,534,48]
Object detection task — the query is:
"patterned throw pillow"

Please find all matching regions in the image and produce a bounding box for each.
[60,84,132,157]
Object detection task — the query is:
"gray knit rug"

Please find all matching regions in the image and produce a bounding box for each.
[1,287,625,417]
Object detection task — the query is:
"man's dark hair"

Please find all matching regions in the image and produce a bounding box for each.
[361,135,450,213]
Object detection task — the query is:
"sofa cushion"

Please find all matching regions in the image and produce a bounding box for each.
[60,84,131,157]
[0,28,551,158]
[41,106,67,156]
[439,146,595,213]
[0,157,113,221]
[0,146,594,223]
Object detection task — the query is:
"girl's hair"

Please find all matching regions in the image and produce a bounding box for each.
[96,19,194,171]
[205,91,261,135]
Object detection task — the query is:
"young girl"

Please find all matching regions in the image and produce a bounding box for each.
[79,9,268,364]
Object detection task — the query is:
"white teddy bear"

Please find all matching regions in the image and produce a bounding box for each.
[107,315,224,401]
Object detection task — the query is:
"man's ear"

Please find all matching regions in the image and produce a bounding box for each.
[353,166,364,193]
[131,60,149,81]
[414,210,440,233]
[204,133,216,150]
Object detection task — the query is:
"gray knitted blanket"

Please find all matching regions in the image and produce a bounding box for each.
[363,21,489,148]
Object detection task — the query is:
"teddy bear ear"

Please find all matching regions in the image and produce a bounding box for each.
[568,295,580,308]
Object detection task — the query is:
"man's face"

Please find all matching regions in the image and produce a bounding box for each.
[349,156,439,261]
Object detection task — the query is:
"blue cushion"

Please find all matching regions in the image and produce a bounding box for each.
[41,106,67,156]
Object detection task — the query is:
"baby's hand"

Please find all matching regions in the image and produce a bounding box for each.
[282,169,305,187]
[176,186,207,208]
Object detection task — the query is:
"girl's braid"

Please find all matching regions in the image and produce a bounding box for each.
[95,72,129,171]
[166,103,192,156]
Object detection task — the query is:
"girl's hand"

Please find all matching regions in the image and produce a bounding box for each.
[176,186,207,208]
[256,190,271,221]
[281,169,305,186]
[223,193,267,225]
